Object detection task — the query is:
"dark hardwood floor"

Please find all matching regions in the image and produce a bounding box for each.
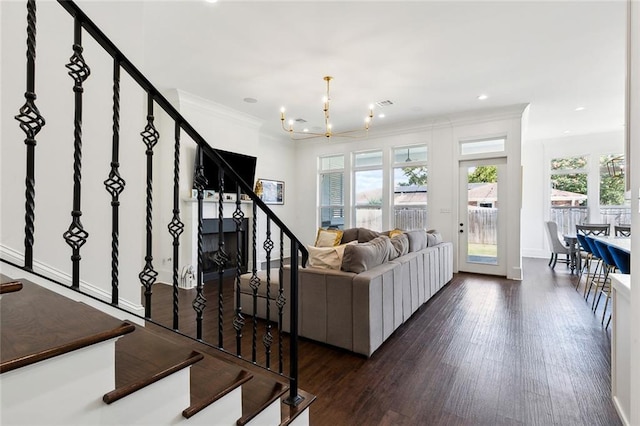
[149,258,621,425]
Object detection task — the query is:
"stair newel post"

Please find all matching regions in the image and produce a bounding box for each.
[233,188,246,355]
[215,167,227,348]
[192,146,207,340]
[168,122,184,330]
[63,16,90,289]
[250,202,260,362]
[104,57,126,305]
[277,229,285,374]
[263,218,273,369]
[15,0,46,271]
[284,241,303,407]
[139,93,159,318]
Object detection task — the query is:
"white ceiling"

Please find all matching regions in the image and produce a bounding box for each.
[91,1,628,141]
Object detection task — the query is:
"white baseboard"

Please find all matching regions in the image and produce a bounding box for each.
[1,244,145,322]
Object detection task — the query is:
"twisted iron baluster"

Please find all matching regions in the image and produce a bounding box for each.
[277,228,285,374]
[215,168,228,348]
[15,0,45,270]
[263,218,274,369]
[139,94,159,318]
[104,58,126,305]
[250,202,260,362]
[167,122,184,330]
[233,188,246,355]
[63,17,90,289]
[193,147,208,339]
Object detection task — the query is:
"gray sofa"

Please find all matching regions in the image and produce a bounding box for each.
[279,227,454,357]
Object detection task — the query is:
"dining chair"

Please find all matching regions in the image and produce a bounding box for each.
[615,224,631,237]
[544,221,571,270]
[576,223,610,236]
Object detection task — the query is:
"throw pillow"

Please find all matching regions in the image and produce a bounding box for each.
[426,229,443,247]
[389,228,404,238]
[341,228,359,244]
[389,233,410,258]
[315,228,343,247]
[405,229,428,252]
[341,236,392,273]
[307,241,356,270]
[357,228,381,243]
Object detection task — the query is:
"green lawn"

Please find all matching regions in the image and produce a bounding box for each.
[468,243,497,257]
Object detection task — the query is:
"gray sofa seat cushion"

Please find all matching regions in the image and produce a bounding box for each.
[342,236,392,273]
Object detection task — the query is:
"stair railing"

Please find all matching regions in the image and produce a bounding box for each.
[6,0,307,406]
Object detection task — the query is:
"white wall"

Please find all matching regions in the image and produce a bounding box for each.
[521,130,624,259]
[291,105,525,279]
[628,1,639,422]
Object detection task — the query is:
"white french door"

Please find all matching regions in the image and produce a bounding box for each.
[458,158,507,276]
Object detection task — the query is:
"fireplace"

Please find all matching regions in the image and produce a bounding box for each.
[201,217,249,281]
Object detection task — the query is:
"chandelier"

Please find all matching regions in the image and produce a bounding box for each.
[606,155,625,179]
[280,76,374,140]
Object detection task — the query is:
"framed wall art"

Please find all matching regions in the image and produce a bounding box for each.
[258,179,284,205]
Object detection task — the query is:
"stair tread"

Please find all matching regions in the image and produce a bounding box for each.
[0,279,135,374]
[104,326,203,404]
[183,354,253,418]
[0,281,23,294]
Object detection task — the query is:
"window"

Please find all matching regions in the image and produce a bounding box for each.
[393,146,427,230]
[354,151,383,231]
[600,154,629,225]
[460,138,505,156]
[549,156,588,235]
[319,155,345,229]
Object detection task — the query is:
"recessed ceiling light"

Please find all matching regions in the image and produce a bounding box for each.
[575,106,585,111]
[243,97,257,103]
[378,113,385,118]
[563,130,571,134]
[477,94,489,101]
[205,0,218,3]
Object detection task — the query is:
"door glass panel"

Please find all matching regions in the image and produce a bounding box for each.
[466,164,498,265]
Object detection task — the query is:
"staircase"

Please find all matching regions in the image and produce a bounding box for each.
[1,0,314,423]
[0,274,314,425]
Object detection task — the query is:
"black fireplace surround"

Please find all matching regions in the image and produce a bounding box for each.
[202,217,249,281]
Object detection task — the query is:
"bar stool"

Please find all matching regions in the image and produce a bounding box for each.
[592,239,617,324]
[604,245,630,328]
[582,236,603,302]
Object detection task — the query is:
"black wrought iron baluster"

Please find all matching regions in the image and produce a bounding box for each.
[232,187,245,355]
[15,0,45,271]
[167,122,184,330]
[63,17,91,289]
[103,58,126,305]
[284,241,303,407]
[139,94,159,318]
[277,228,285,374]
[215,168,228,348]
[263,218,274,369]
[192,147,208,339]
[250,202,260,362]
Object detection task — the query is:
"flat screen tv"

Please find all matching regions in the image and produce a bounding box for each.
[195,148,257,195]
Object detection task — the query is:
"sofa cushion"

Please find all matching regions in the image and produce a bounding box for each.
[308,241,356,269]
[342,236,392,273]
[389,233,410,259]
[404,229,428,252]
[426,229,443,247]
[315,228,343,247]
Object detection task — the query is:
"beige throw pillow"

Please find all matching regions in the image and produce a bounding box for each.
[308,241,356,270]
[314,228,344,247]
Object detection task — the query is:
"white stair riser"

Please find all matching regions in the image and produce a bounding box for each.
[0,340,116,425]
[288,409,310,426]
[101,368,191,425]
[179,387,242,425]
[245,397,282,426]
